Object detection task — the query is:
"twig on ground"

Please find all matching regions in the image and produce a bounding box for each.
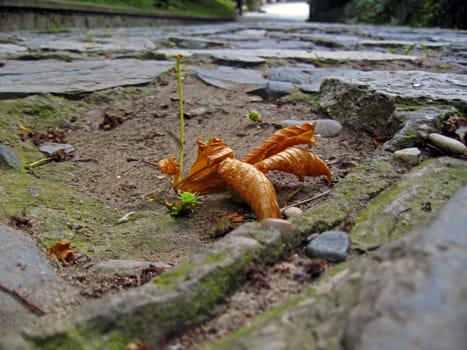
[281,189,332,212]
[0,283,46,316]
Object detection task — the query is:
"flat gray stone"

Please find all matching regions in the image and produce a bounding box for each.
[0,59,173,97]
[359,39,449,48]
[0,223,81,333]
[91,259,172,276]
[0,144,21,170]
[322,70,467,105]
[319,72,467,135]
[157,48,419,63]
[343,186,467,350]
[0,43,28,58]
[169,36,226,49]
[195,66,267,91]
[305,230,350,262]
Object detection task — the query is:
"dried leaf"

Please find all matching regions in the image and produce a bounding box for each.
[48,241,74,261]
[255,147,332,182]
[242,122,317,164]
[157,157,180,188]
[218,158,281,221]
[176,138,235,194]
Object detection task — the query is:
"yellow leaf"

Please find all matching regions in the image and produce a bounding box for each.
[218,158,281,221]
[255,147,332,182]
[242,122,317,164]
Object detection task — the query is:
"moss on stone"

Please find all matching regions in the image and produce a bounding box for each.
[350,157,467,249]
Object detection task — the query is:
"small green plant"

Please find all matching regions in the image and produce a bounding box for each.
[313,52,323,67]
[404,43,417,55]
[248,110,261,123]
[166,191,200,216]
[101,30,113,38]
[420,43,430,59]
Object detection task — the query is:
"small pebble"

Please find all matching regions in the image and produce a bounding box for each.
[314,119,343,137]
[280,119,343,137]
[283,206,303,219]
[305,230,350,262]
[428,133,466,156]
[393,147,421,166]
[39,142,75,156]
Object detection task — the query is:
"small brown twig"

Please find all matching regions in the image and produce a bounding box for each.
[281,189,332,212]
[0,283,46,315]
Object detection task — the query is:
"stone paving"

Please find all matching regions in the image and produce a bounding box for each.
[0,8,466,350]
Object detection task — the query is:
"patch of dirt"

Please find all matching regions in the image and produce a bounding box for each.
[67,67,374,254]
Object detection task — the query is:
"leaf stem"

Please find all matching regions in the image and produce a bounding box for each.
[176,54,184,185]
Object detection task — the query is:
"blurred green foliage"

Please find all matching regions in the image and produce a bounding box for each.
[61,0,235,17]
[344,0,466,28]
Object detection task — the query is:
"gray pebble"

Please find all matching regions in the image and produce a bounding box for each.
[314,119,344,137]
[427,133,466,156]
[280,119,343,137]
[0,144,21,170]
[283,206,303,219]
[393,147,421,165]
[305,230,350,262]
[39,142,76,156]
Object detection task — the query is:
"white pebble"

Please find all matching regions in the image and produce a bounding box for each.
[283,206,303,219]
[428,133,467,155]
[393,147,421,166]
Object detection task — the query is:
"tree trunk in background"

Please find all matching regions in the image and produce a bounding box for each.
[246,0,261,11]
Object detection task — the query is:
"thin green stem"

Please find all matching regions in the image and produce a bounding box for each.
[176,54,184,184]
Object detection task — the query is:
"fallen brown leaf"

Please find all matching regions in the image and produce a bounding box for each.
[242,121,317,164]
[48,241,74,262]
[218,158,281,221]
[255,146,332,182]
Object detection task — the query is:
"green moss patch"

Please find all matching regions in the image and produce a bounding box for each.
[350,157,467,249]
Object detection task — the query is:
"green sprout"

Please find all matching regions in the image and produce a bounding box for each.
[248,110,261,123]
[420,44,430,59]
[166,191,200,217]
[404,43,417,55]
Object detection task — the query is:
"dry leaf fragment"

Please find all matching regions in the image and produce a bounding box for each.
[48,241,75,261]
[242,122,317,164]
[158,157,180,188]
[255,147,332,182]
[176,138,235,194]
[218,158,281,221]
